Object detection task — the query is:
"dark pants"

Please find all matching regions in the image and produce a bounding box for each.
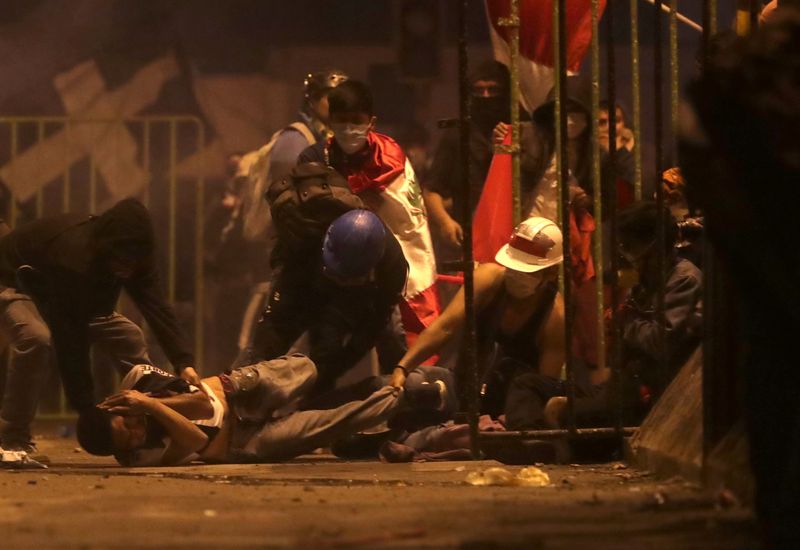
[249,269,405,394]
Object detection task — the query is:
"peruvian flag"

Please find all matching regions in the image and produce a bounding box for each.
[473,133,514,263]
[336,133,440,347]
[485,0,605,111]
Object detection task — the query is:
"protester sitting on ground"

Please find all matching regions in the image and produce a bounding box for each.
[298,79,440,347]
[389,216,576,430]
[76,355,452,466]
[535,201,703,430]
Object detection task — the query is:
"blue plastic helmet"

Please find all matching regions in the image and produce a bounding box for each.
[322,210,386,280]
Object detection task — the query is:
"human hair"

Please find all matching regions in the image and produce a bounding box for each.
[599,100,628,125]
[328,80,373,117]
[618,201,677,253]
[77,408,115,456]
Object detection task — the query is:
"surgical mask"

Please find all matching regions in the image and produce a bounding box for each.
[566,112,588,139]
[331,123,370,154]
[504,269,543,299]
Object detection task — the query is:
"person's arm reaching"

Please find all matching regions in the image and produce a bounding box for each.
[391,262,506,387]
[423,189,462,247]
[124,266,198,385]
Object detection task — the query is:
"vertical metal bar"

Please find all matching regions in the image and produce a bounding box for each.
[701,0,715,477]
[9,122,19,226]
[458,0,479,459]
[63,121,71,213]
[590,0,605,375]
[708,0,717,35]
[735,0,752,35]
[669,0,680,164]
[193,120,206,374]
[89,155,97,213]
[142,120,151,207]
[507,0,522,225]
[653,0,668,395]
[36,121,44,218]
[168,120,177,305]
[606,0,623,438]
[555,0,576,434]
[630,0,643,201]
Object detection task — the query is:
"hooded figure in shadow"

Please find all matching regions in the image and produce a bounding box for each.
[0,198,196,451]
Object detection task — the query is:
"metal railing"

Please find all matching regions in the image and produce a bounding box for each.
[0,115,206,415]
[451,0,715,459]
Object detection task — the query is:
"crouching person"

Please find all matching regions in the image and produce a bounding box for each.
[77,355,450,466]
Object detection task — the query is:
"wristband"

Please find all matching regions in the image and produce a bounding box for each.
[395,365,409,375]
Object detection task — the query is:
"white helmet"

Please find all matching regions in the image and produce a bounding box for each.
[495,217,564,273]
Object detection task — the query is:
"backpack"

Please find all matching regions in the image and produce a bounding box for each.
[240,122,318,243]
[265,162,364,260]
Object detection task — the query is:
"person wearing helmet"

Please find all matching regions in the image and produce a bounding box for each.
[252,208,409,395]
[269,69,348,184]
[390,216,571,429]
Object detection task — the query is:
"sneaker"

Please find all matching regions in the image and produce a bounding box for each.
[0,437,37,455]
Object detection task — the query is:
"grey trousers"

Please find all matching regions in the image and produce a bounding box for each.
[226,355,403,462]
[0,287,151,440]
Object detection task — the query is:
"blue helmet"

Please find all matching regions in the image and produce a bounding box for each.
[322,210,386,280]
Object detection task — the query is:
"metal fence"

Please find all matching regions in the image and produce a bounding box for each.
[452,0,738,464]
[0,115,206,415]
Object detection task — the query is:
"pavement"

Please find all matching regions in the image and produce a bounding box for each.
[0,423,759,549]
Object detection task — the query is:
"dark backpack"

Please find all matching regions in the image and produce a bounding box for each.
[265,162,364,260]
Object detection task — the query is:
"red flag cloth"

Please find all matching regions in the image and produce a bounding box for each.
[485,0,606,110]
[472,134,514,263]
[486,0,605,71]
[331,132,406,194]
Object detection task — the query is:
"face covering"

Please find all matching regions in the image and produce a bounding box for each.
[504,269,543,299]
[566,112,588,139]
[331,123,370,154]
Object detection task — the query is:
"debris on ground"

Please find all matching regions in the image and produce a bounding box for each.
[465,466,550,487]
[611,462,628,470]
[0,449,48,470]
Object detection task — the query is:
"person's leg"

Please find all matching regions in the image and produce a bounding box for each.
[250,275,312,365]
[88,313,151,377]
[0,290,53,448]
[503,371,563,430]
[231,281,271,369]
[243,385,402,462]
[224,354,318,422]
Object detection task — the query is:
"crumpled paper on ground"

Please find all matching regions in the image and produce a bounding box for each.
[465,466,549,487]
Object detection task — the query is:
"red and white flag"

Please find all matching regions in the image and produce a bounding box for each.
[485,0,605,111]
[334,133,441,347]
[472,133,514,263]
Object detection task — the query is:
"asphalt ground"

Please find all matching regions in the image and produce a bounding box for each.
[0,423,759,549]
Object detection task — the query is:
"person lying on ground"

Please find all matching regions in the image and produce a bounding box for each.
[76,355,452,466]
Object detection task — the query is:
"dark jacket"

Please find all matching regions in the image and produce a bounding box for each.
[0,199,193,410]
[622,257,703,390]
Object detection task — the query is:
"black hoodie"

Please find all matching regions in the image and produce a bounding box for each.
[0,199,194,411]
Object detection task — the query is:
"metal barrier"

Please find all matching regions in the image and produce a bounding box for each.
[0,115,206,415]
[450,0,714,458]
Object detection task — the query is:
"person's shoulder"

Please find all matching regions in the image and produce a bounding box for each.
[298,141,326,164]
[672,257,702,284]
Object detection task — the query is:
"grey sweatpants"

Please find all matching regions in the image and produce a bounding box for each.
[0,287,150,441]
[225,355,403,462]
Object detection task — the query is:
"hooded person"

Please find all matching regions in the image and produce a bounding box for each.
[423,60,518,250]
[0,198,197,452]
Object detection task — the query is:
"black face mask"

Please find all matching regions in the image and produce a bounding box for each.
[472,96,510,135]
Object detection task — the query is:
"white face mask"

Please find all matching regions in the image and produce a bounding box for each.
[504,269,543,299]
[331,123,370,154]
[566,112,588,139]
